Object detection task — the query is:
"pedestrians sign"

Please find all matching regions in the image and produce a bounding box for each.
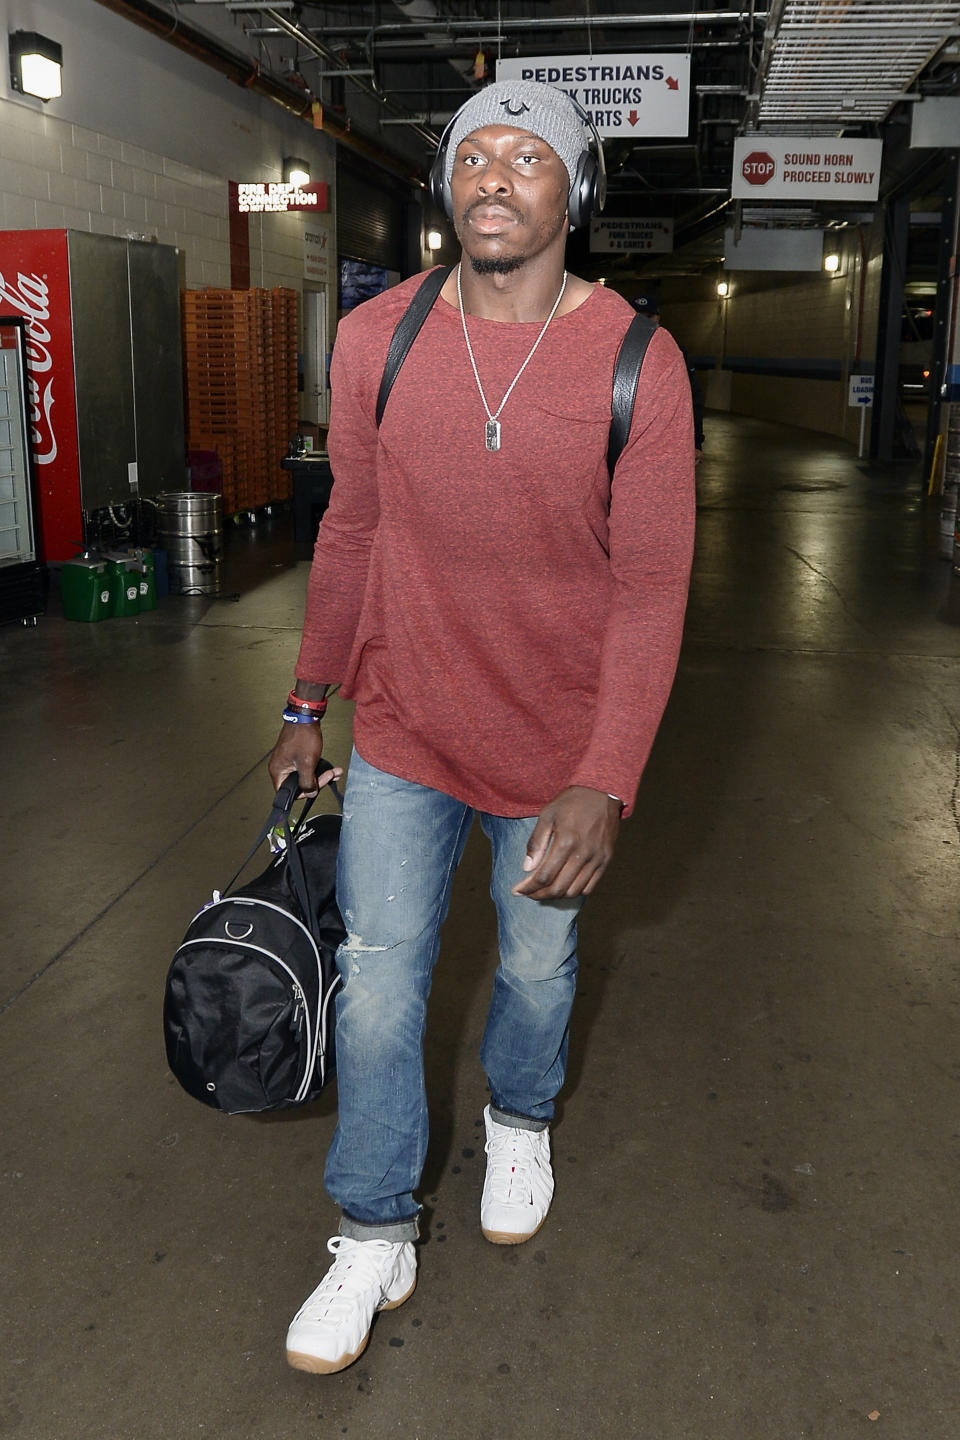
[496,54,691,137]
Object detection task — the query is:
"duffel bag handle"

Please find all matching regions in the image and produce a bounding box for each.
[221,761,342,911]
[268,765,343,940]
[274,765,343,819]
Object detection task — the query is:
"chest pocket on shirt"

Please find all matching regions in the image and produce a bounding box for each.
[511,398,609,510]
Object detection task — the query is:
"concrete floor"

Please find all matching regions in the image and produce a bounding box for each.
[2,412,959,1440]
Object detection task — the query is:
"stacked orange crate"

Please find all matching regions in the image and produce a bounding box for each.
[243,291,270,511]
[271,288,299,502]
[259,288,281,503]
[182,287,298,516]
[182,290,256,516]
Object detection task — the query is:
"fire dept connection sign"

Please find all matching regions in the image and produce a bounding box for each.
[731,137,882,201]
[496,55,691,138]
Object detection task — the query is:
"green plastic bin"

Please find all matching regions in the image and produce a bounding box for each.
[108,556,141,618]
[60,556,113,623]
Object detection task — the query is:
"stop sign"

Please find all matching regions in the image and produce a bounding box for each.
[742,150,776,185]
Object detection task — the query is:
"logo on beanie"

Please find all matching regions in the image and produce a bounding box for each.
[500,99,532,117]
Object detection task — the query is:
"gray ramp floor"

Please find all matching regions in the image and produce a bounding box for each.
[2,413,959,1440]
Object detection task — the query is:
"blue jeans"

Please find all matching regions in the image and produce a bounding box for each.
[326,749,583,1242]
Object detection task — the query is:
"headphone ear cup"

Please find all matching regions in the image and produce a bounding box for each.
[568,149,599,229]
[429,148,452,219]
[428,131,457,221]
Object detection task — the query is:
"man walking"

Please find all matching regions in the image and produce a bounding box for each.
[269,79,695,1374]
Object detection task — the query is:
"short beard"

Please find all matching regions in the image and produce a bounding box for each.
[469,254,526,276]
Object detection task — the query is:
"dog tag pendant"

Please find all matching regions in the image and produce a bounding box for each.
[484,419,501,451]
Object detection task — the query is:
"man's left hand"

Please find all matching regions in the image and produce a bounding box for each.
[512,787,623,901]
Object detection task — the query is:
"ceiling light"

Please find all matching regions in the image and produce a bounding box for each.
[283,157,311,187]
[426,229,443,252]
[9,30,62,102]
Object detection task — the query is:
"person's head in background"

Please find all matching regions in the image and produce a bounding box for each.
[630,293,660,327]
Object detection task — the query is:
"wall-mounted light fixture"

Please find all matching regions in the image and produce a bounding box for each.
[716,280,730,298]
[426,229,443,252]
[823,252,841,273]
[9,30,62,101]
[283,157,311,187]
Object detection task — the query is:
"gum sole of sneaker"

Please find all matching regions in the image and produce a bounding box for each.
[287,1338,369,1375]
[285,1277,417,1375]
[481,1217,547,1245]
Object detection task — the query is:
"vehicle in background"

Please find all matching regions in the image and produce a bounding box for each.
[899,300,934,397]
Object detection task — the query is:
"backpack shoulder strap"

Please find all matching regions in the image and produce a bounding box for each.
[608,313,656,476]
[375,265,454,427]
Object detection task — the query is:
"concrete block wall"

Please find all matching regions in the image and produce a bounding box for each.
[0,101,231,287]
[0,99,316,292]
[656,219,885,446]
[0,0,337,297]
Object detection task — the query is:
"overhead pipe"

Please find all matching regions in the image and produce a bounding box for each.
[249,31,752,53]
[91,0,429,179]
[270,11,768,36]
[259,5,439,147]
[390,0,480,92]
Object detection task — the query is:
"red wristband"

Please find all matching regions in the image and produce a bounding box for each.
[287,689,327,713]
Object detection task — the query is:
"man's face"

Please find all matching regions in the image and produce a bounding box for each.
[450,124,570,274]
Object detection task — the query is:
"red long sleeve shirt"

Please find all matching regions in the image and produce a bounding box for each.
[296,271,695,817]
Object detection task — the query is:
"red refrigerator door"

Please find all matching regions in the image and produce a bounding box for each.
[0,230,82,563]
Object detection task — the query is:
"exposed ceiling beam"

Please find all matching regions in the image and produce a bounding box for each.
[91,0,428,178]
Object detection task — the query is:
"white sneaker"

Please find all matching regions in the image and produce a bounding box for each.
[480,1105,555,1245]
[285,1234,417,1374]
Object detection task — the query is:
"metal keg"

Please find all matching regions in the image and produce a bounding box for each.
[157,492,223,595]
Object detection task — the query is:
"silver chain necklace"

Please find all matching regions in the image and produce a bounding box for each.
[456,263,568,452]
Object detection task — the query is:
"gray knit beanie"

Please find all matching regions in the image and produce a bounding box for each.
[443,80,587,197]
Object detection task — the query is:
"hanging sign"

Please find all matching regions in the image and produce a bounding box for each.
[234,182,329,215]
[589,217,674,253]
[731,138,882,201]
[496,55,691,137]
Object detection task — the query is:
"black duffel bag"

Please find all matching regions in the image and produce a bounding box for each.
[163,768,344,1114]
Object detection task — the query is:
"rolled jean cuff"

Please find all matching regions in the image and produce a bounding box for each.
[340,1209,421,1244]
[489,1104,548,1133]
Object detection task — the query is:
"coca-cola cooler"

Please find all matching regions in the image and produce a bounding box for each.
[0,230,187,563]
[0,316,44,623]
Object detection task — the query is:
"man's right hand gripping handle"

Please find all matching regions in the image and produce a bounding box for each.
[268,682,342,798]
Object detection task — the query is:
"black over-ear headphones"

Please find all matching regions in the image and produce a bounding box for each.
[428,92,607,231]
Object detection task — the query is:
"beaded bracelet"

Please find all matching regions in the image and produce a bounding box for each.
[281,708,322,725]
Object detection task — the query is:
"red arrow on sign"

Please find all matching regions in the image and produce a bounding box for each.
[627,109,640,126]
[665,76,679,90]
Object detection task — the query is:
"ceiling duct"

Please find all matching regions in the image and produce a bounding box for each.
[756,0,960,126]
[257,5,439,145]
[390,0,479,106]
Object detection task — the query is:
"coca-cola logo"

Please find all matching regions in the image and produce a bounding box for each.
[0,267,57,464]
